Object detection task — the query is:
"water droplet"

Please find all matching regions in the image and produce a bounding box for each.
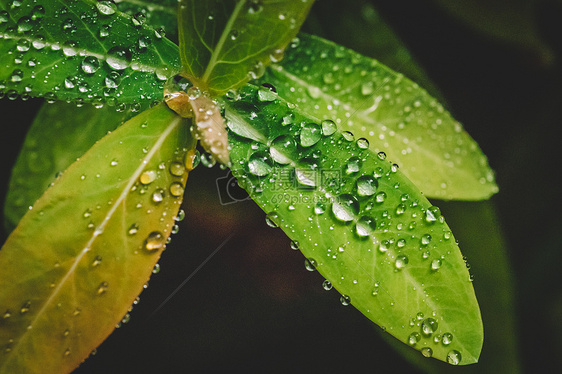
[344,157,361,175]
[16,16,33,33]
[355,175,378,197]
[377,152,386,160]
[248,152,273,176]
[431,259,442,271]
[64,348,71,357]
[322,280,332,290]
[106,46,131,70]
[140,170,157,184]
[332,194,359,222]
[91,255,102,267]
[421,234,432,245]
[447,350,462,365]
[96,1,117,15]
[341,131,355,142]
[152,263,160,274]
[20,301,30,314]
[3,310,11,319]
[314,202,326,215]
[96,281,108,295]
[421,318,438,336]
[357,138,369,149]
[304,258,317,272]
[290,241,299,250]
[61,18,76,33]
[421,347,433,358]
[81,56,100,74]
[152,189,164,203]
[375,191,387,203]
[442,332,453,346]
[425,206,441,224]
[0,11,8,24]
[105,71,121,88]
[175,210,186,222]
[371,282,380,295]
[169,161,186,177]
[321,119,337,136]
[144,231,164,251]
[378,240,390,253]
[169,182,184,197]
[340,295,351,306]
[127,223,139,236]
[355,216,376,237]
[270,135,296,164]
[395,255,409,270]
[10,69,23,83]
[408,332,420,345]
[257,86,277,102]
[265,212,278,228]
[131,12,145,28]
[300,123,322,147]
[361,81,374,95]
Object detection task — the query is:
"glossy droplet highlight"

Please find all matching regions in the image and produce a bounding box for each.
[270,135,296,164]
[332,194,359,222]
[340,295,351,306]
[355,216,376,237]
[140,170,157,184]
[321,119,337,136]
[300,123,322,147]
[81,56,100,74]
[442,332,453,346]
[408,332,420,345]
[96,1,117,15]
[304,258,316,272]
[421,347,433,358]
[144,231,165,251]
[355,175,378,197]
[421,318,438,336]
[169,182,184,197]
[447,350,462,365]
[248,152,273,176]
[395,255,409,269]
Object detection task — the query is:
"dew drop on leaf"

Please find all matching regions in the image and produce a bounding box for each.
[304,258,316,272]
[355,175,378,197]
[447,350,462,365]
[431,259,442,271]
[322,280,332,290]
[421,318,438,336]
[169,182,184,197]
[332,194,359,222]
[248,151,273,176]
[144,231,164,251]
[96,1,117,16]
[442,332,453,346]
[169,161,186,177]
[408,332,421,345]
[270,135,297,164]
[355,216,376,237]
[421,347,433,358]
[340,295,351,306]
[140,170,157,184]
[106,46,131,70]
[300,123,322,147]
[96,281,108,295]
[81,56,101,74]
[395,255,409,270]
[321,119,337,136]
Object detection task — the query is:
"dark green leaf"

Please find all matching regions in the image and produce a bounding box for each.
[116,0,178,43]
[4,102,134,233]
[224,83,483,365]
[258,34,498,200]
[0,0,181,106]
[0,104,193,373]
[178,0,314,96]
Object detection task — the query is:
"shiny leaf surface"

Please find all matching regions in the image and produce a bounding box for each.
[178,0,314,96]
[0,0,181,106]
[258,34,498,200]
[224,83,483,365]
[0,104,193,373]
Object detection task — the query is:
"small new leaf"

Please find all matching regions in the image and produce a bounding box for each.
[178,0,314,96]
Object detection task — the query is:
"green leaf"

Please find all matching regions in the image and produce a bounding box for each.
[0,0,181,106]
[115,0,178,43]
[257,33,498,200]
[224,83,483,365]
[4,102,134,233]
[0,104,193,373]
[178,0,314,96]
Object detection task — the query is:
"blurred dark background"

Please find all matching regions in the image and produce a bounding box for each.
[1,0,561,373]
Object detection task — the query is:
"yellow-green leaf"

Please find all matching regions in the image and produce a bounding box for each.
[0,104,193,373]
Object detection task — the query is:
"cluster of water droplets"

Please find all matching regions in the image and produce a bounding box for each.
[0,0,176,107]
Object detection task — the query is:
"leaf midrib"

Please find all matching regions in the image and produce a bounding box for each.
[2,115,182,367]
[201,0,247,83]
